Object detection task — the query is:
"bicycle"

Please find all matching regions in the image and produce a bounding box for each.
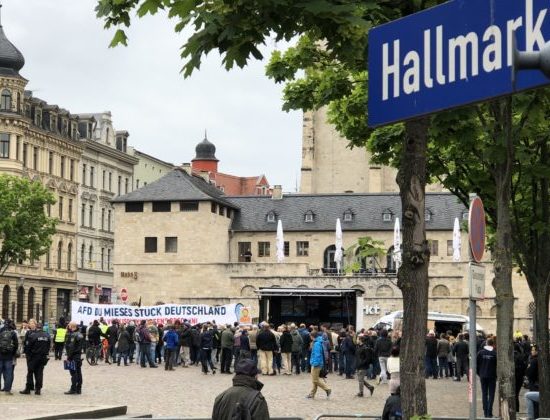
[86,343,102,366]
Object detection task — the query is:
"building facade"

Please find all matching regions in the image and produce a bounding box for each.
[75,112,138,303]
[128,147,174,191]
[112,168,535,334]
[0,25,84,324]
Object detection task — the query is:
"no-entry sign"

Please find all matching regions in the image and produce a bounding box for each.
[120,288,128,302]
[468,197,486,263]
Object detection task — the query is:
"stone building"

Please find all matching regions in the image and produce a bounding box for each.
[75,112,138,303]
[0,24,83,323]
[112,168,535,333]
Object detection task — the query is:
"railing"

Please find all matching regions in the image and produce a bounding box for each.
[309,268,397,277]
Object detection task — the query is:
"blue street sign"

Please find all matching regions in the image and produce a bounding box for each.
[368,0,550,127]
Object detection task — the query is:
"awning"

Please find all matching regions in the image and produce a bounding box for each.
[256,287,363,297]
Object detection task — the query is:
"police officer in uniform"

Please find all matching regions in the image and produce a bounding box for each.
[64,322,84,394]
[20,319,50,395]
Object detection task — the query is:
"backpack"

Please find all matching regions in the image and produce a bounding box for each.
[230,390,259,420]
[0,330,15,354]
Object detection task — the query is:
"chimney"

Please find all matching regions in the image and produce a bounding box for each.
[272,185,283,200]
[180,163,192,175]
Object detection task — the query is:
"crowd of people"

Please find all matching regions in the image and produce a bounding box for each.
[0,316,542,420]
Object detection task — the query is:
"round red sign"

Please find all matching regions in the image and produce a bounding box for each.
[120,288,128,302]
[468,197,486,263]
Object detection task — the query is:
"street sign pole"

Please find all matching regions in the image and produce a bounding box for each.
[469,272,478,420]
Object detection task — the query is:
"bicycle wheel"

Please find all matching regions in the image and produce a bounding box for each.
[86,347,97,365]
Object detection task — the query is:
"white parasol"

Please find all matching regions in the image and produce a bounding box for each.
[453,217,461,262]
[276,219,285,263]
[393,217,402,272]
[335,218,343,272]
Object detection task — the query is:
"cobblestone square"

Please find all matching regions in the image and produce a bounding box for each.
[3,358,510,419]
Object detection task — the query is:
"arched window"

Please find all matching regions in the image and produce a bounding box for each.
[57,241,63,269]
[27,287,35,319]
[16,92,20,113]
[80,244,85,268]
[304,210,315,223]
[1,89,12,111]
[343,209,354,222]
[2,285,10,319]
[323,245,344,273]
[376,285,394,297]
[432,285,451,297]
[67,243,73,271]
[386,246,396,273]
[16,286,24,322]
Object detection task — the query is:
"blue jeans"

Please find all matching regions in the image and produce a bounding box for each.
[525,391,539,420]
[140,343,155,367]
[0,359,13,392]
[438,356,449,377]
[344,353,355,377]
[480,377,497,418]
[424,356,437,378]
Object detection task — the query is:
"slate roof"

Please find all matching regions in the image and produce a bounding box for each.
[112,168,237,208]
[227,193,467,232]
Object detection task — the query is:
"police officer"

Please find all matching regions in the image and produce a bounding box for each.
[64,322,84,395]
[20,319,50,395]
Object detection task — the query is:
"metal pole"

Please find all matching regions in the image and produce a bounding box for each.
[469,297,477,420]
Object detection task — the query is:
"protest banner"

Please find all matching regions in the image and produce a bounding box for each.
[71,301,248,326]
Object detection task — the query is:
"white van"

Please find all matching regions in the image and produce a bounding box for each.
[373,311,484,337]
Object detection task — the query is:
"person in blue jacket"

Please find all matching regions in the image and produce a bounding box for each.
[163,325,179,371]
[306,332,331,399]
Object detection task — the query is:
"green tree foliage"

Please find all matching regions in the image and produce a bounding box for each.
[344,235,386,274]
[0,175,57,275]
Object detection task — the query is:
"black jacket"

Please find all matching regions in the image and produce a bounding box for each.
[106,324,119,345]
[0,327,19,360]
[191,328,201,347]
[375,337,392,358]
[425,337,438,358]
[180,327,192,347]
[212,375,270,420]
[256,330,277,351]
[200,330,214,350]
[87,325,103,346]
[65,330,84,360]
[24,329,51,358]
[382,394,402,420]
[279,331,293,353]
[356,344,375,370]
[126,324,136,344]
[526,355,538,391]
[453,340,469,359]
[240,334,250,351]
[476,347,497,379]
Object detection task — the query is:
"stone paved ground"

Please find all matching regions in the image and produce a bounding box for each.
[3,358,523,419]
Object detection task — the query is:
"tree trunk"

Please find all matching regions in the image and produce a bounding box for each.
[397,117,431,419]
[534,282,550,416]
[491,97,516,420]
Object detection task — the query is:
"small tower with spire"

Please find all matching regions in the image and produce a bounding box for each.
[191,131,219,173]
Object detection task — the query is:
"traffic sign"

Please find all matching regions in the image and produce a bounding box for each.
[368,0,550,127]
[120,288,128,302]
[469,262,486,300]
[468,196,486,263]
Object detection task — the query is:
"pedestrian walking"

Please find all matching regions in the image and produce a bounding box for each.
[477,337,497,418]
[374,329,392,384]
[355,335,375,397]
[306,331,331,399]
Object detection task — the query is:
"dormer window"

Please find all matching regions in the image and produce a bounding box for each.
[382,209,393,222]
[266,211,276,223]
[425,209,433,222]
[304,211,314,223]
[343,209,353,222]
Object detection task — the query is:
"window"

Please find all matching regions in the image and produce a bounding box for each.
[304,211,314,223]
[82,164,86,186]
[219,206,225,216]
[429,240,439,256]
[180,202,199,212]
[1,89,11,111]
[60,156,65,178]
[0,133,8,158]
[45,251,50,268]
[57,241,63,269]
[102,170,106,189]
[266,212,276,223]
[107,249,111,270]
[284,241,290,257]
[226,209,232,219]
[89,205,94,228]
[145,237,158,253]
[125,178,128,194]
[108,172,112,191]
[297,241,309,256]
[343,210,353,222]
[238,242,252,262]
[165,237,178,253]
[68,199,73,222]
[22,143,27,167]
[211,202,217,213]
[136,179,140,189]
[125,202,144,212]
[101,208,105,229]
[383,212,393,222]
[58,196,63,220]
[90,166,95,188]
[258,241,270,257]
[49,152,54,175]
[15,136,20,160]
[16,93,20,114]
[101,248,105,270]
[33,147,38,170]
[425,210,432,222]
[67,243,72,271]
[447,240,454,256]
[152,201,171,212]
[69,159,75,181]
[108,210,112,231]
[118,176,121,195]
[81,204,85,226]
[88,245,93,264]
[80,244,85,268]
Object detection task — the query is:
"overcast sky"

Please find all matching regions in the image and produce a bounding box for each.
[6,0,303,191]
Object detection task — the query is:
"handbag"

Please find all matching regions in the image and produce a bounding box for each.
[63,360,76,371]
